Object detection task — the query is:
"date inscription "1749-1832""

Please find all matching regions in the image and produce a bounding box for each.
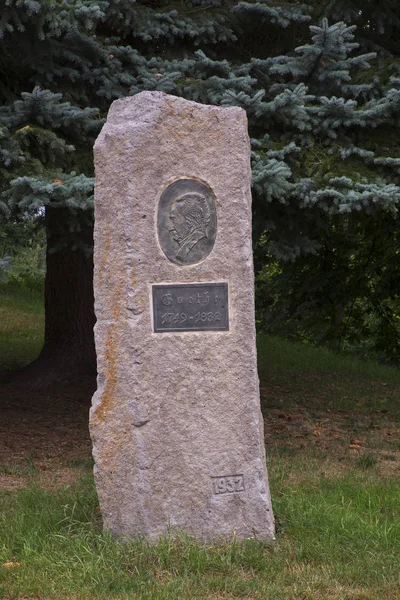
[152,283,229,333]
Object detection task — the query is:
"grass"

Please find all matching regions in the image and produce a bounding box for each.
[257,334,400,382]
[1,466,400,599]
[257,334,400,413]
[0,457,38,477]
[0,281,44,371]
[1,283,400,599]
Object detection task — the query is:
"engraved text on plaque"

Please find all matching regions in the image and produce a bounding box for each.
[152,283,229,332]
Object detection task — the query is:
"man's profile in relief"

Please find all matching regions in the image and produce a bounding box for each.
[169,192,211,261]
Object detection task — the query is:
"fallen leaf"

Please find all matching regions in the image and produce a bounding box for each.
[3,562,21,568]
[275,422,287,431]
[53,178,64,185]
[349,444,361,449]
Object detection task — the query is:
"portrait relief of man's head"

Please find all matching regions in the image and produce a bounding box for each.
[169,192,211,260]
[157,178,217,266]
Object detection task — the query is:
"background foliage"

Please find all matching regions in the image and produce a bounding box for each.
[1,0,400,364]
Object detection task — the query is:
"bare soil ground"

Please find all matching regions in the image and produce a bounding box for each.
[261,377,400,478]
[0,372,399,491]
[0,376,95,490]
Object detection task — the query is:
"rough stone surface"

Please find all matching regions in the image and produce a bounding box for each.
[90,91,275,541]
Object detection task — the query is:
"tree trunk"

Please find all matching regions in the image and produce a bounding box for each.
[20,208,96,385]
[39,247,96,376]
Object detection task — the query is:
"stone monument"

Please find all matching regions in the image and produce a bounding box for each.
[90,91,275,541]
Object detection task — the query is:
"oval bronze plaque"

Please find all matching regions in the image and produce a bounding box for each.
[157,178,217,266]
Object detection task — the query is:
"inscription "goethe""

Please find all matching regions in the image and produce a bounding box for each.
[212,474,245,495]
[152,283,229,332]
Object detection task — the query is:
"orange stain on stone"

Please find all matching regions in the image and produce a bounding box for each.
[92,282,123,424]
[98,232,111,282]
[95,325,117,423]
[131,264,137,289]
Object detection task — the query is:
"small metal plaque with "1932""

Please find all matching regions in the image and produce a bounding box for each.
[152,283,229,332]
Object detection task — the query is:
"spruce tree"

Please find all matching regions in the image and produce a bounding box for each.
[1,0,400,378]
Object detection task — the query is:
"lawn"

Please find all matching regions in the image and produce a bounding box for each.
[0,282,44,372]
[1,283,400,599]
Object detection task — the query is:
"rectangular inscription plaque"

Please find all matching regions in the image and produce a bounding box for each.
[152,283,229,333]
